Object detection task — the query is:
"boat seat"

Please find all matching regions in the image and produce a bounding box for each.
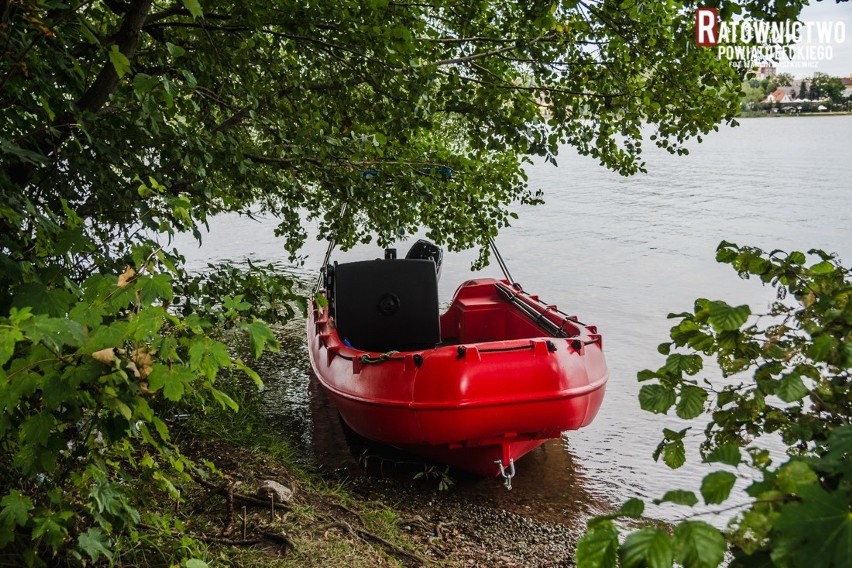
[333,259,440,352]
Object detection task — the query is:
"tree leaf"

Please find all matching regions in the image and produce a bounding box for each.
[108,45,131,78]
[19,412,54,447]
[653,437,687,470]
[133,72,158,93]
[210,387,239,412]
[655,490,698,507]
[664,353,703,376]
[620,528,674,568]
[576,521,619,568]
[775,461,818,493]
[0,490,33,527]
[138,273,173,304]
[788,251,806,265]
[117,265,136,288]
[637,369,658,382]
[673,521,726,568]
[78,527,113,562]
[188,337,231,379]
[31,514,67,548]
[809,260,835,275]
[69,302,106,328]
[676,385,708,419]
[706,444,742,467]
[166,42,186,58]
[639,384,676,414]
[235,358,264,388]
[91,348,116,365]
[618,498,645,518]
[807,334,837,363]
[773,484,852,567]
[12,283,74,317]
[0,138,49,165]
[0,327,23,366]
[148,364,195,401]
[315,292,329,309]
[662,440,686,469]
[181,0,204,19]
[707,301,750,332]
[241,321,278,359]
[776,372,808,403]
[700,471,737,505]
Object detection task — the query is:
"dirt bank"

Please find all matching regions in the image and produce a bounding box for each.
[177,433,591,567]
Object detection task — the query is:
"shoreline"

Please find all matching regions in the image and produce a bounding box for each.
[738,110,852,118]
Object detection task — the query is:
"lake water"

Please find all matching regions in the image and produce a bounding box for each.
[172,115,852,525]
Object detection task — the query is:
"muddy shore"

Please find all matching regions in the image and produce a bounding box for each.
[347,475,586,567]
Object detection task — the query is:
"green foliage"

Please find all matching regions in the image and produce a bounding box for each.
[578,243,852,568]
[700,471,737,505]
[577,521,620,568]
[621,528,673,568]
[655,490,698,507]
[0,247,284,563]
[0,0,816,564]
[807,72,846,104]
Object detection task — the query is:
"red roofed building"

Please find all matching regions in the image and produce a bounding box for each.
[762,88,791,104]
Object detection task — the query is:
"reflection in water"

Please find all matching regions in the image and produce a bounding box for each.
[256,319,315,451]
[456,438,610,525]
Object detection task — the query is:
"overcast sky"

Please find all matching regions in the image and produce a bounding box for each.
[775,1,852,77]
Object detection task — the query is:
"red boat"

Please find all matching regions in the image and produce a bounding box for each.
[307,249,608,486]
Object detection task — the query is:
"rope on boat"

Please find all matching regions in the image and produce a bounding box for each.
[359,351,401,364]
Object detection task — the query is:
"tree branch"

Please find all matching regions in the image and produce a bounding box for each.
[6,0,152,190]
[419,32,558,68]
[77,0,153,114]
[245,153,322,167]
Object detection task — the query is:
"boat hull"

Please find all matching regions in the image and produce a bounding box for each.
[307,278,608,477]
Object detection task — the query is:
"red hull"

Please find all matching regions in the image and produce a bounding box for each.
[307,278,608,477]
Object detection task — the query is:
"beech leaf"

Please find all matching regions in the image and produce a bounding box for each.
[91,348,116,365]
[117,266,136,288]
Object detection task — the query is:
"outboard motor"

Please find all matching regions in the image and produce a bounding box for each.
[405,239,443,281]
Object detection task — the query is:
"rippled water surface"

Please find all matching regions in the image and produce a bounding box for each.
[173,116,852,523]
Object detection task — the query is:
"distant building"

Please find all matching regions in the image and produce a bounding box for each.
[762,88,791,104]
[842,77,852,99]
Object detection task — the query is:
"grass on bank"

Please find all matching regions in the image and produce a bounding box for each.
[111,349,438,568]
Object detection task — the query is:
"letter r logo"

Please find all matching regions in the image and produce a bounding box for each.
[695,8,718,46]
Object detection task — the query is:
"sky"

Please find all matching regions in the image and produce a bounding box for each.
[775,1,852,77]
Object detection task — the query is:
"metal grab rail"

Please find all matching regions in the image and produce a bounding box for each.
[494,280,585,339]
